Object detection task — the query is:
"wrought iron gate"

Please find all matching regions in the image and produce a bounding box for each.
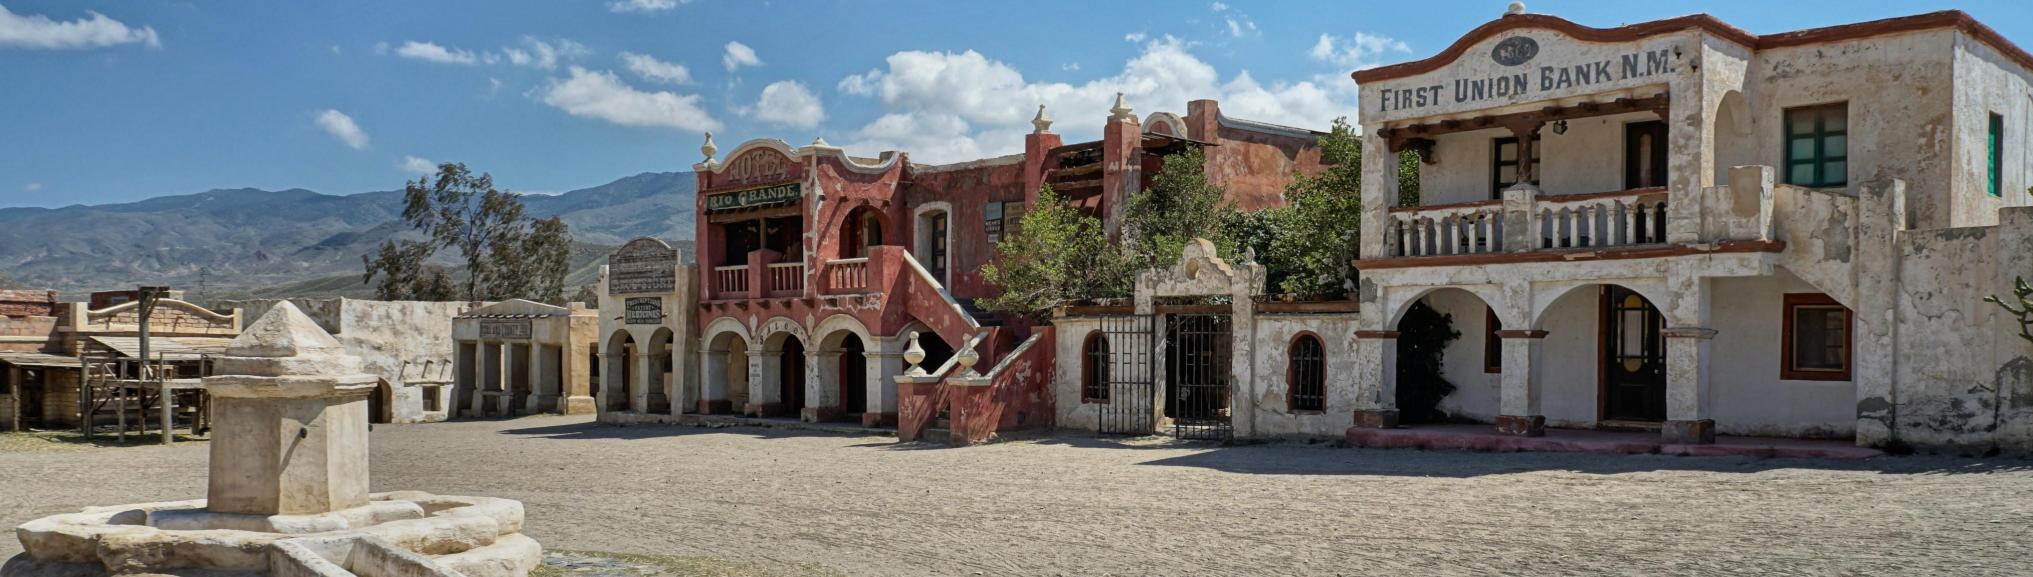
[1095,314,1155,435]
[1166,313,1233,441]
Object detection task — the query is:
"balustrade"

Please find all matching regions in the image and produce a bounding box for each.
[767,262,805,294]
[826,258,869,293]
[712,265,749,296]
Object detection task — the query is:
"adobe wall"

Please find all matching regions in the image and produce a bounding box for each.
[899,159,1027,299]
[1950,30,2033,227]
[224,298,475,423]
[1883,206,2033,451]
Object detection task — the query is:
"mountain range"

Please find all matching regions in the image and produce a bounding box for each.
[0,172,699,303]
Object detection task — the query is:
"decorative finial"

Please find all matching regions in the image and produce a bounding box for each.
[813,136,830,147]
[1109,92,1133,121]
[1032,104,1054,134]
[701,131,718,163]
[953,338,981,378]
[1505,1,1525,16]
[902,331,927,377]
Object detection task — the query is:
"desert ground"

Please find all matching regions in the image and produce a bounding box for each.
[4,416,2031,576]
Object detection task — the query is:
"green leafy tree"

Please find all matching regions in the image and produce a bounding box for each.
[363,162,573,303]
[360,240,456,301]
[1250,117,1425,298]
[979,185,1133,321]
[1123,148,1234,270]
[1395,301,1460,424]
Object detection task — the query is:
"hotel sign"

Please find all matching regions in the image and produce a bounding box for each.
[479,319,532,340]
[624,297,663,325]
[704,182,802,213]
[608,237,679,295]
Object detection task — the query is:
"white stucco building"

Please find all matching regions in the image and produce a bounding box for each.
[1346,8,2033,450]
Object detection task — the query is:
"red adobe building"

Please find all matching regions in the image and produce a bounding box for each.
[689,96,1326,443]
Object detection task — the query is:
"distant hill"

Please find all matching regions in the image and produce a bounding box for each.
[0,172,698,303]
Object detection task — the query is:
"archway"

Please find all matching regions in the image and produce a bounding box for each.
[1532,283,1667,426]
[779,337,806,416]
[1712,90,1754,186]
[814,315,874,422]
[371,379,393,424]
[840,205,888,258]
[605,331,636,412]
[1390,287,1503,425]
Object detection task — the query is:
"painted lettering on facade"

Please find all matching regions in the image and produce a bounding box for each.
[1376,47,1678,113]
[722,148,798,186]
[479,319,532,340]
[608,237,680,295]
[624,297,663,325]
[704,182,802,213]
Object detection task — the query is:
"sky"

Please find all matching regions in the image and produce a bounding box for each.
[2,0,2029,208]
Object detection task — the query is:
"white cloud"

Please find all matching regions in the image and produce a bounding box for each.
[621,51,692,84]
[748,80,824,128]
[1123,32,1147,43]
[23,182,41,192]
[1224,17,1257,38]
[1310,32,1410,70]
[504,37,588,70]
[315,109,370,150]
[540,66,721,132]
[400,155,437,175]
[722,41,761,72]
[1210,2,1228,11]
[832,35,1350,164]
[609,0,685,13]
[1063,62,1080,71]
[396,41,477,65]
[0,4,158,50]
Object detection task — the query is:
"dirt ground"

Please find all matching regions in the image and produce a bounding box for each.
[4,415,2032,577]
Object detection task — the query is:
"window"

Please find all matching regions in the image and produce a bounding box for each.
[1483,307,1502,373]
[1287,333,1325,412]
[1782,293,1852,381]
[1988,113,2004,197]
[1490,135,1541,197]
[1784,103,1848,188]
[1081,333,1110,403]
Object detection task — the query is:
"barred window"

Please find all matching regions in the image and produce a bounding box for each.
[1288,334,1325,412]
[1082,333,1110,403]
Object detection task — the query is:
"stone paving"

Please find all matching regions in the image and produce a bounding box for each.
[5,415,2032,576]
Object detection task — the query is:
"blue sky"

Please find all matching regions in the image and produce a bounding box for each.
[2,0,2028,208]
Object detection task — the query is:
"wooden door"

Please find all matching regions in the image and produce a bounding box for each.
[1601,286,1666,422]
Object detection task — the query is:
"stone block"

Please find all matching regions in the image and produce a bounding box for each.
[1495,414,1546,437]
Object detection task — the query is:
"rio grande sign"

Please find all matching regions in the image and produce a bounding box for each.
[704,182,802,213]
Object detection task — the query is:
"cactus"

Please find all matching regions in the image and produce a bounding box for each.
[1985,276,2033,345]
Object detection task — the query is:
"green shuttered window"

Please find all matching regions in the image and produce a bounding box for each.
[1784,103,1848,188]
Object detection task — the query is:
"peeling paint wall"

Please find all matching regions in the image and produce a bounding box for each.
[225,298,475,424]
[1949,31,2033,227]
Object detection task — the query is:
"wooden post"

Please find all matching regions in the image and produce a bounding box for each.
[159,354,172,445]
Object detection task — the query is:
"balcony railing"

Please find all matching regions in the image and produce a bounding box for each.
[1389,200,1506,257]
[826,258,869,293]
[1386,187,1668,257]
[1534,188,1668,249]
[713,265,750,296]
[767,262,805,294]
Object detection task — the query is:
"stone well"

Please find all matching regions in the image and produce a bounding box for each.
[3,302,543,577]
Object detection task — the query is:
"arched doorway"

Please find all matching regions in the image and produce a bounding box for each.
[840,206,887,258]
[780,338,806,416]
[1389,287,1504,425]
[1600,285,1667,423]
[838,334,867,421]
[605,331,635,412]
[914,205,951,283]
[371,379,393,424]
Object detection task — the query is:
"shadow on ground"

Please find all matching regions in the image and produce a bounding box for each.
[485,417,2033,478]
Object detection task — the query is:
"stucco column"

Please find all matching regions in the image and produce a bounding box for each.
[527,343,551,414]
[803,350,841,422]
[696,342,732,414]
[8,364,22,431]
[1359,128,1399,258]
[1351,330,1400,428]
[1662,328,1718,444]
[633,348,655,414]
[473,341,497,417]
[1665,80,1707,244]
[746,347,775,416]
[864,337,904,427]
[1852,178,1907,446]
[1495,330,1547,436]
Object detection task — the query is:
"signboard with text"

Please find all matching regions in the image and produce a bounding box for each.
[608,237,680,295]
[479,319,532,340]
[704,182,802,213]
[624,297,663,325]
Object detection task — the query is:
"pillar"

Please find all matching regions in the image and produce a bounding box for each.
[1358,128,1400,258]
[474,341,499,417]
[697,341,733,414]
[633,346,655,414]
[744,347,775,416]
[803,349,842,422]
[1098,97,1141,239]
[863,336,905,427]
[1662,328,1718,443]
[528,343,553,414]
[1351,330,1400,428]
[1495,330,1548,436]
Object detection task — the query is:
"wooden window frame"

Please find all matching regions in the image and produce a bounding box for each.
[1780,293,1853,381]
[1988,112,2004,197]
[1081,332,1110,404]
[1285,332,1326,414]
[1489,135,1540,198]
[1482,307,1502,374]
[1783,103,1849,188]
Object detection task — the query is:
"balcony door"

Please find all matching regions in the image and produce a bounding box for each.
[1624,121,1668,189]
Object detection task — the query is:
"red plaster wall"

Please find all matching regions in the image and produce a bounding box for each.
[898,162,1026,299]
[1184,100,1330,211]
